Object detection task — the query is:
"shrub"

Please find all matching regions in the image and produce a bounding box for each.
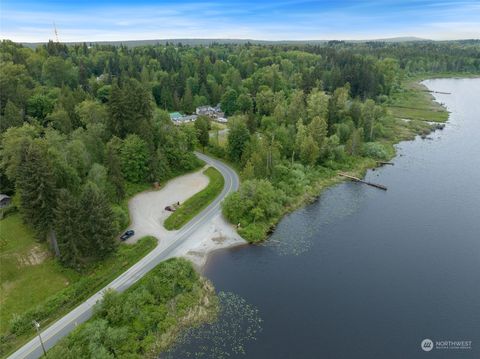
[0,204,17,219]
[111,204,129,233]
[239,223,268,243]
[362,142,390,160]
[222,179,285,242]
[47,258,216,358]
[207,142,226,159]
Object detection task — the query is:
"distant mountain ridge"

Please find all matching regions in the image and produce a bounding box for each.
[20,36,433,48]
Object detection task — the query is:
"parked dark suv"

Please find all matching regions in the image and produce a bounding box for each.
[120,230,135,241]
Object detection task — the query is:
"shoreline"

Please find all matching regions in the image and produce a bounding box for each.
[120,76,476,273]
[163,75,479,272]
[221,76,471,247]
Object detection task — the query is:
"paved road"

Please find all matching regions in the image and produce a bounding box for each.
[8,152,239,359]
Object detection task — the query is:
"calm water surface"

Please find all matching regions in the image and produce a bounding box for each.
[169,78,480,358]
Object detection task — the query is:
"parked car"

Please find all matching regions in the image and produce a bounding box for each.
[120,229,135,241]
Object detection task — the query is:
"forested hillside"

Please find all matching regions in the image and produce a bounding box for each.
[0,40,202,269]
[1,39,479,246]
[1,38,479,356]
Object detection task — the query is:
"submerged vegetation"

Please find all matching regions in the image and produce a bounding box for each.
[165,291,263,359]
[164,167,224,230]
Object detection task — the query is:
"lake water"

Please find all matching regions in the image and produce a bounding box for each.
[167,78,480,359]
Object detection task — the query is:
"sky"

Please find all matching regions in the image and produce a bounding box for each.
[0,0,479,42]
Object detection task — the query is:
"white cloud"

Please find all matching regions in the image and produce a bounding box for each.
[0,1,479,42]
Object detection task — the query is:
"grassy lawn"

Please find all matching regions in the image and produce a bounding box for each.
[0,215,74,334]
[387,80,449,122]
[0,213,157,357]
[164,167,224,230]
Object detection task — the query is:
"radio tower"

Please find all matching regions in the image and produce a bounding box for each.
[53,21,60,42]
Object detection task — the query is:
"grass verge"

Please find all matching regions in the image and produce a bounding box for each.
[164,167,224,230]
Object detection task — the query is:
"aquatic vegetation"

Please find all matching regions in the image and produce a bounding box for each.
[164,292,263,358]
[266,185,365,256]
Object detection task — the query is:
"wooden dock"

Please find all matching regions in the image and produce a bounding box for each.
[422,90,451,95]
[338,172,388,191]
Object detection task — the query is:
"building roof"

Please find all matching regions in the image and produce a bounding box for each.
[0,194,11,201]
[169,112,183,120]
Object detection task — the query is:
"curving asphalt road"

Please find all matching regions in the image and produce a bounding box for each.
[8,152,239,359]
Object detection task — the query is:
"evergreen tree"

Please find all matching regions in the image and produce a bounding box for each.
[221,88,238,116]
[227,117,250,162]
[17,141,57,240]
[105,137,125,201]
[194,116,210,150]
[182,83,194,114]
[108,79,154,142]
[120,134,149,183]
[107,81,129,138]
[54,189,83,268]
[80,183,116,259]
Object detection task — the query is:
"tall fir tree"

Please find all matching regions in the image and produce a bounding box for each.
[105,138,125,201]
[80,183,116,259]
[54,189,83,268]
[194,116,210,150]
[17,141,57,240]
[107,81,129,138]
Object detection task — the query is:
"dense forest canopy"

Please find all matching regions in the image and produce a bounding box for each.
[1,39,479,254]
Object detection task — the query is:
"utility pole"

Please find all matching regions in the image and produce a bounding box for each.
[33,320,47,357]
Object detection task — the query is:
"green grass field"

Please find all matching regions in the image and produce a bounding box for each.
[387,80,449,122]
[0,215,75,334]
[164,167,224,230]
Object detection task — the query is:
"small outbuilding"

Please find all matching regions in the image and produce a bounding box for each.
[0,194,12,208]
[169,112,183,122]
